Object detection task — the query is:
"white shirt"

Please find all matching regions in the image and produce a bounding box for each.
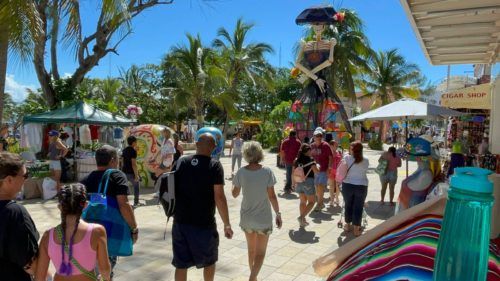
[342,155,369,186]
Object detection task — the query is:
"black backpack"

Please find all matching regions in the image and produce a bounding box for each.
[156,171,176,221]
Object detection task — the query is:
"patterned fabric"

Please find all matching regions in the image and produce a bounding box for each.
[327,215,500,281]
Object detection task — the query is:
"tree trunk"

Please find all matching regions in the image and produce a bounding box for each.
[33,0,58,108]
[0,26,8,125]
[50,0,60,80]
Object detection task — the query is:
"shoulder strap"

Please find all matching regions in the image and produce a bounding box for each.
[55,226,98,280]
[97,169,114,194]
[345,160,355,178]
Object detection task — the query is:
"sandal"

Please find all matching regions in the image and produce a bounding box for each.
[353,226,362,237]
[343,223,351,232]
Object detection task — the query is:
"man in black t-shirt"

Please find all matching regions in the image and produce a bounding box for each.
[80,145,138,278]
[0,152,39,281]
[172,133,233,281]
[121,136,140,206]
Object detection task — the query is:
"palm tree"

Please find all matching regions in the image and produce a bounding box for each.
[322,9,371,100]
[163,33,213,125]
[213,18,274,133]
[0,0,41,124]
[361,48,421,142]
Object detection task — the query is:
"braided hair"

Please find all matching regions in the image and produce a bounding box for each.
[57,184,87,276]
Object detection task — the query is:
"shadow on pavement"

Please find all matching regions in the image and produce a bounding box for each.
[309,211,334,223]
[278,192,298,200]
[325,205,342,215]
[337,232,356,247]
[364,201,395,220]
[288,228,319,244]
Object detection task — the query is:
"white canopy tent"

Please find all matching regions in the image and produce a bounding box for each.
[349,98,464,122]
[349,98,464,176]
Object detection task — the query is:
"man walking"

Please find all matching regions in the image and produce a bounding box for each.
[0,152,39,281]
[81,145,138,279]
[173,133,233,281]
[311,128,333,211]
[121,136,141,206]
[280,130,301,193]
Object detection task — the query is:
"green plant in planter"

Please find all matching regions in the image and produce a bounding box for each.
[368,138,383,150]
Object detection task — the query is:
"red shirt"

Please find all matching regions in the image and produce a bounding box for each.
[280,137,301,165]
[311,141,333,171]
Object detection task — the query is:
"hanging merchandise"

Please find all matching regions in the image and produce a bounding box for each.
[79,125,92,145]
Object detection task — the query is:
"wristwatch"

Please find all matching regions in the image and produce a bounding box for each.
[224,224,232,229]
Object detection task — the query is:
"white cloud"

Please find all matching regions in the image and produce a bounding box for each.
[4,74,36,102]
[63,72,72,78]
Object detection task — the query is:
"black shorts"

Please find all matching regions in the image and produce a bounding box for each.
[171,222,219,269]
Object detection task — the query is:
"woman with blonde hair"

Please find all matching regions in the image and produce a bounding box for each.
[232,141,281,281]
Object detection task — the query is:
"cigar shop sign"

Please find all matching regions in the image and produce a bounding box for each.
[441,83,491,110]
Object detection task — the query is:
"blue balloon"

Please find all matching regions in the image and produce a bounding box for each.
[195,127,225,159]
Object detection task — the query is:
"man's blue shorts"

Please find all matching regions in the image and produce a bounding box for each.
[172,223,219,269]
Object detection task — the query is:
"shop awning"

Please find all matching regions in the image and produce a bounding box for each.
[23,101,136,126]
[400,0,500,65]
[441,83,492,109]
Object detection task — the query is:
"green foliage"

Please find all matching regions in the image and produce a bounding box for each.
[368,138,383,150]
[256,101,291,148]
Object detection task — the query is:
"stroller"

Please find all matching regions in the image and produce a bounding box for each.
[337,201,368,230]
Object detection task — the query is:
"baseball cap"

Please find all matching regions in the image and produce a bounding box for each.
[313,127,324,136]
[48,130,60,137]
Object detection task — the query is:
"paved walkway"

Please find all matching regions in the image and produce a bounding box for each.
[22,146,416,281]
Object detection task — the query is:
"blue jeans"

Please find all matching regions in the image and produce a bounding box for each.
[126,173,140,205]
[341,182,368,226]
[285,164,293,190]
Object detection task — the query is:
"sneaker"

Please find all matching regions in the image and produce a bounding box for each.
[153,192,159,198]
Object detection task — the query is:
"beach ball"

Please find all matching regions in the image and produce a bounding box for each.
[195,127,224,159]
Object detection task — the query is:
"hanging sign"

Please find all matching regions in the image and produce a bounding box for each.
[440,83,491,109]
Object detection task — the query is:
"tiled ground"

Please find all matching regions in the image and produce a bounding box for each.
[22,145,416,280]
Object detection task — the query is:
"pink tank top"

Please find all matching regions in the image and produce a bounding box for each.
[48,223,97,275]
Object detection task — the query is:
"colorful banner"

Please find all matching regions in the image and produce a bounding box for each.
[440,83,491,109]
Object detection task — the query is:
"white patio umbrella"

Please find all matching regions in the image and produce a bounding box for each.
[349,98,464,122]
[349,98,464,176]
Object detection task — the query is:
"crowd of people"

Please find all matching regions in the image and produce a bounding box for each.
[1,125,408,281]
[0,131,281,281]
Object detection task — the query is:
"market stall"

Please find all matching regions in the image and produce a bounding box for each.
[22,102,136,196]
[441,83,497,173]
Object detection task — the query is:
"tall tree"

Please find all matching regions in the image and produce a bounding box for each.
[31,0,175,108]
[163,33,213,125]
[361,48,421,141]
[0,0,41,125]
[213,18,274,133]
[322,9,371,100]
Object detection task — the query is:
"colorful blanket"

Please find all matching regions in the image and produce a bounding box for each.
[327,215,500,281]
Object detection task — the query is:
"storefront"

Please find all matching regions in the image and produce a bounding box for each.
[441,83,492,151]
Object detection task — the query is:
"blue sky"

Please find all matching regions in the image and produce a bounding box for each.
[7,0,476,102]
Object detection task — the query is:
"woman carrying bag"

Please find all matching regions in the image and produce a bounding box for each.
[336,141,369,237]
